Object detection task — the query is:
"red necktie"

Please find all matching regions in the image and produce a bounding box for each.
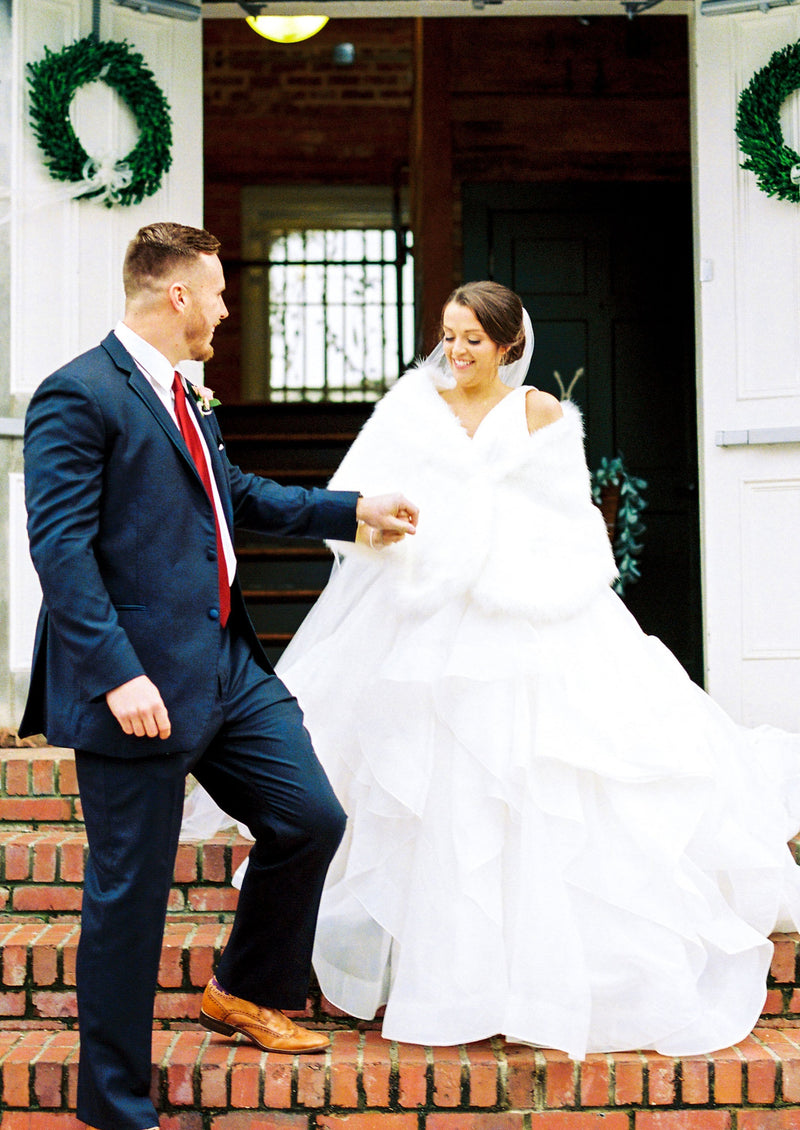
[172,373,231,627]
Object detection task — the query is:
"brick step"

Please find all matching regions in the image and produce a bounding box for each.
[2,910,800,1029]
[0,747,80,824]
[0,916,359,1030]
[0,827,250,916]
[3,1024,800,1129]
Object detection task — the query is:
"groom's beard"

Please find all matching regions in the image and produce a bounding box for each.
[186,312,216,363]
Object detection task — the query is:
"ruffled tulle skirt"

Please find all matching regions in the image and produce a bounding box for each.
[181,560,800,1059]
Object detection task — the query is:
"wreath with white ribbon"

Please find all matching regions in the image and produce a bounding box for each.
[27,36,172,208]
[736,39,800,204]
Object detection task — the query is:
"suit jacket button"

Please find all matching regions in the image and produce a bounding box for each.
[208,608,219,620]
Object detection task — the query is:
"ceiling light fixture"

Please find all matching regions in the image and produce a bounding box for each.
[244,14,329,41]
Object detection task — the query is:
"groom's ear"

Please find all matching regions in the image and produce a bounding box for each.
[167,280,189,314]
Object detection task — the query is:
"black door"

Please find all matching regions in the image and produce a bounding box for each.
[463,182,702,684]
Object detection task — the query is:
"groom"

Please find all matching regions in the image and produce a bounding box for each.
[19,221,417,1130]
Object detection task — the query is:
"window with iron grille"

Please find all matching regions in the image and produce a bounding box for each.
[242,187,413,403]
[268,227,414,402]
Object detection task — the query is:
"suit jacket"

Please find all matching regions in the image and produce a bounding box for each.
[19,331,359,757]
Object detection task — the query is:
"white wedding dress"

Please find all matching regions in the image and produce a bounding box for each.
[181,382,800,1060]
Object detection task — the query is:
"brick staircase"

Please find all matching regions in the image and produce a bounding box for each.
[219,402,370,665]
[5,405,800,1128]
[3,745,800,1129]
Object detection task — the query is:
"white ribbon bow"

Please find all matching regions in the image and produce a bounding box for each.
[79,154,133,206]
[0,152,134,226]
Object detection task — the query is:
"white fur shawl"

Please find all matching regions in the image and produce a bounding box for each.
[327,364,618,623]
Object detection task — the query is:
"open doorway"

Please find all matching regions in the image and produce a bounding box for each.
[464,182,701,682]
[202,10,698,675]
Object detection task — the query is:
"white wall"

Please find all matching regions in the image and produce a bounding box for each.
[692,3,800,728]
[2,0,203,728]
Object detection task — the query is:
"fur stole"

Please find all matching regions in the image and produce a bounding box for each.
[327,364,618,623]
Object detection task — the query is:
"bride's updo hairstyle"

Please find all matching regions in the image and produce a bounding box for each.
[443,281,526,365]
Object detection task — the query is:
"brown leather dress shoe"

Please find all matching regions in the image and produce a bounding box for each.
[199,976,330,1054]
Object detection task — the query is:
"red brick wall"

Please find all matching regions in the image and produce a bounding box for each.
[448,15,690,184]
[203,17,414,186]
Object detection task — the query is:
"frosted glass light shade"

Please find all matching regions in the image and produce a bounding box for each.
[245,15,329,43]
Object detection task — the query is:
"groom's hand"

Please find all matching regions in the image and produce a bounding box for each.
[106,675,172,739]
[356,493,419,545]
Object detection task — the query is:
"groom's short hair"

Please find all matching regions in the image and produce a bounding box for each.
[123,222,221,298]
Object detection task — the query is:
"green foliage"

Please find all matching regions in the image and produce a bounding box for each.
[591,455,648,596]
[27,36,173,207]
[736,39,800,204]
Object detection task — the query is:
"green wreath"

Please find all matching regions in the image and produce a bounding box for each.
[27,36,172,208]
[736,39,800,203]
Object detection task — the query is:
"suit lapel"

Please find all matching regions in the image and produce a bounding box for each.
[101,334,231,526]
[101,333,199,477]
[183,385,234,532]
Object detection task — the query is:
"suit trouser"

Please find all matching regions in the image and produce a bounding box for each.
[73,625,346,1130]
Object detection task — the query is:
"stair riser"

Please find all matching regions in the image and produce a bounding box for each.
[215,403,370,437]
[0,920,361,1030]
[1,925,799,1028]
[0,753,80,823]
[2,829,800,1021]
[3,1027,800,1129]
[0,831,246,881]
[0,884,241,917]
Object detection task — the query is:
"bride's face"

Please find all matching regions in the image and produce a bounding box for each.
[442,302,506,388]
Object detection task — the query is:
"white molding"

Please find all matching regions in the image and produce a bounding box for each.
[716,427,800,445]
[740,477,800,659]
[202,1,692,16]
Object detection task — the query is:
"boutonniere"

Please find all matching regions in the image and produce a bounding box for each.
[189,384,221,416]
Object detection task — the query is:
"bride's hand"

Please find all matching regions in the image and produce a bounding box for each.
[356,522,389,549]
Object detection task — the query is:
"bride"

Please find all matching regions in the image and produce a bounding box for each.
[182,280,800,1060]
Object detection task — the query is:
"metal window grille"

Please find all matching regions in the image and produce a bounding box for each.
[266,228,414,402]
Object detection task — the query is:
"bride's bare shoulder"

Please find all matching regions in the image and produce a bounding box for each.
[524,388,563,434]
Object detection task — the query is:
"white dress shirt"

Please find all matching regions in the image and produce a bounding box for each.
[114,321,236,586]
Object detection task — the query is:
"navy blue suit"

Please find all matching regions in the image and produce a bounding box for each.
[20,332,358,1130]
